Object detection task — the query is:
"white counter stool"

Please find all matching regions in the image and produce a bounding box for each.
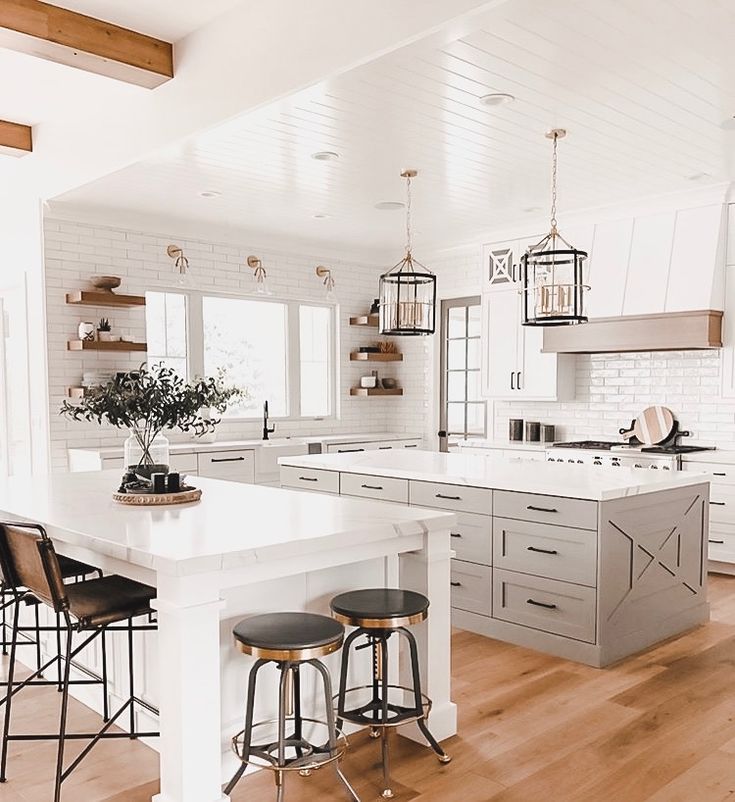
[331,588,451,799]
[0,522,158,802]
[224,611,360,802]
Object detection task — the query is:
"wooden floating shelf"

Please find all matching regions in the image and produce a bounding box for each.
[67,340,147,352]
[66,291,146,308]
[66,387,87,399]
[350,352,403,362]
[350,387,403,397]
[349,314,379,328]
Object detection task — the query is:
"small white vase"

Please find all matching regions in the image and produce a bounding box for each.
[98,331,116,342]
[78,322,95,341]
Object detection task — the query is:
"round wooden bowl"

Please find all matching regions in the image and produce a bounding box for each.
[112,487,202,506]
[91,275,122,292]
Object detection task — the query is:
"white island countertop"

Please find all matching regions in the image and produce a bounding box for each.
[280,449,709,501]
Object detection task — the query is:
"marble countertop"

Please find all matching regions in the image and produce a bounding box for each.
[280,449,710,501]
[455,439,549,451]
[0,471,452,575]
[68,432,422,459]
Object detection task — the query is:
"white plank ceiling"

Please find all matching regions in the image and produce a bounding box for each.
[52,0,735,254]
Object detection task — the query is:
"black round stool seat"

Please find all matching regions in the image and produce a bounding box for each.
[330,588,429,629]
[233,612,344,660]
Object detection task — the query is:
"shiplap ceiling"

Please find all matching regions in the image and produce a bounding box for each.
[53,0,735,254]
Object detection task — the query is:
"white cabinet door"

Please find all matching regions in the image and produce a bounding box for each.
[482,240,520,292]
[196,450,255,483]
[585,218,633,318]
[623,212,676,315]
[721,263,735,398]
[519,325,561,399]
[481,290,520,397]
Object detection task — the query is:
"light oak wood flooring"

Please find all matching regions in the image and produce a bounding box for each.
[3,574,735,801]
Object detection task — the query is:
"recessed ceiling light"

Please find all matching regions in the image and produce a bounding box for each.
[721,115,735,130]
[313,213,330,219]
[374,201,406,211]
[311,151,340,161]
[198,190,221,198]
[480,92,515,106]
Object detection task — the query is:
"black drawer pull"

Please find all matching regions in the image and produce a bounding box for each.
[714,472,727,477]
[378,446,392,450]
[710,501,726,506]
[338,448,365,453]
[527,505,558,514]
[211,456,245,463]
[405,444,418,448]
[361,484,384,491]
[526,598,557,610]
[450,532,463,538]
[436,493,462,501]
[298,476,318,482]
[527,546,558,555]
[709,539,725,544]
[450,581,462,587]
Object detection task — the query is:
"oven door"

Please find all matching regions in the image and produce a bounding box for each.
[615,454,680,471]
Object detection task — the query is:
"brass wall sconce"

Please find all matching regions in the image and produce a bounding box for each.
[247,255,271,295]
[315,265,336,301]
[167,244,190,287]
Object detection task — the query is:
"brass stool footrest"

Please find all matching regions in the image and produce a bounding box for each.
[335,684,432,729]
[232,717,349,773]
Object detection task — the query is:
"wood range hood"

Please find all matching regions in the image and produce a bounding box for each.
[542,309,723,354]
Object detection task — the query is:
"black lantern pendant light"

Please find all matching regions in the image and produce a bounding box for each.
[521,129,588,326]
[379,169,436,336]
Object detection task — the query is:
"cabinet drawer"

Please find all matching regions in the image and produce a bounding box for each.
[280,466,340,494]
[409,481,492,515]
[494,491,597,531]
[450,560,492,617]
[196,450,255,483]
[682,461,735,486]
[708,528,735,563]
[708,486,735,524]
[170,453,198,473]
[493,569,596,643]
[373,439,422,450]
[493,518,597,587]
[326,443,374,454]
[449,512,493,566]
[339,473,408,504]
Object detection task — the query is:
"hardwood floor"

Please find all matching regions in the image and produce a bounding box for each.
[3,575,735,801]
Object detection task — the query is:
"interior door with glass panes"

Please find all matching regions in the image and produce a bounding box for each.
[438,297,485,452]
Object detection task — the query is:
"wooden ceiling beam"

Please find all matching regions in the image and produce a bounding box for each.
[0,120,32,157]
[0,0,173,88]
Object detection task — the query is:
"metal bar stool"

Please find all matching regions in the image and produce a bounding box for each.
[0,522,158,802]
[1,556,106,708]
[331,588,450,799]
[224,611,360,802]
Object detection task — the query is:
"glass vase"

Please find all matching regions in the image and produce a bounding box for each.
[124,429,170,478]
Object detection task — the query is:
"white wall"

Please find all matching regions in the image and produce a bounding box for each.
[45,218,427,472]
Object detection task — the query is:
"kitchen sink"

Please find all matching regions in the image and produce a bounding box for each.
[255,438,310,483]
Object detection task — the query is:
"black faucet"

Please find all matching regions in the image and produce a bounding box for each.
[262,400,275,440]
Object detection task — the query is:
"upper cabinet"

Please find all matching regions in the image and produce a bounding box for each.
[482,236,542,293]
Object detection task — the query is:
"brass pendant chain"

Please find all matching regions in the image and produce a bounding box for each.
[405,173,413,259]
[550,131,558,237]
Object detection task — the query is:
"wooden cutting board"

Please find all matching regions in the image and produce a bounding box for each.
[632,405,675,445]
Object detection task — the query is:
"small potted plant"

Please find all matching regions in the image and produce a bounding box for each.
[60,363,244,478]
[97,317,115,342]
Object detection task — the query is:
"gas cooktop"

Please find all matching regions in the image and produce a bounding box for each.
[552,440,715,455]
[552,441,618,450]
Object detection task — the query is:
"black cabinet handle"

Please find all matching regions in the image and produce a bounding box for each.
[510,371,515,390]
[714,472,727,477]
[527,546,558,555]
[710,501,726,506]
[378,446,392,450]
[709,539,725,544]
[450,581,462,587]
[526,598,557,610]
[516,371,522,390]
[450,532,462,538]
[436,493,462,501]
[210,456,245,463]
[405,444,418,448]
[337,448,365,453]
[527,505,558,514]
[298,476,318,482]
[361,484,384,491]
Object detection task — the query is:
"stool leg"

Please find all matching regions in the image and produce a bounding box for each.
[0,602,20,782]
[336,628,361,733]
[101,629,109,722]
[34,604,42,676]
[53,625,74,802]
[309,659,360,802]
[56,612,63,692]
[127,618,137,739]
[1,589,7,657]
[224,658,266,796]
[379,634,394,799]
[276,661,290,802]
[398,628,450,764]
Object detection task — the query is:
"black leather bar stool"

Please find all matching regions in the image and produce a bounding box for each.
[224,612,360,802]
[331,588,450,799]
[0,522,158,802]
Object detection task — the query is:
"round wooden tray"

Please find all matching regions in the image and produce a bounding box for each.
[112,486,202,506]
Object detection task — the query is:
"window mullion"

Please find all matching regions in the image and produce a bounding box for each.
[188,291,204,380]
[289,301,301,418]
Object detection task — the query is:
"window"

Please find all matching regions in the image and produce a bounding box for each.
[145,292,188,377]
[145,290,336,420]
[202,296,288,418]
[299,304,333,417]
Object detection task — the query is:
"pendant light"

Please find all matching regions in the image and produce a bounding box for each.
[378,169,436,336]
[521,129,588,326]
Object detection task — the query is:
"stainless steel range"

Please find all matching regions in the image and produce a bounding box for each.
[545,440,714,471]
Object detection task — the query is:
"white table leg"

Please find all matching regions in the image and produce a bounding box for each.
[152,578,228,802]
[398,525,457,743]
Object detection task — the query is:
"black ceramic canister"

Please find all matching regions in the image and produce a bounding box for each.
[525,421,541,442]
[152,472,167,494]
[166,472,181,493]
[509,419,524,441]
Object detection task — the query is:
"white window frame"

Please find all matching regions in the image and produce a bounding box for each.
[149,288,339,423]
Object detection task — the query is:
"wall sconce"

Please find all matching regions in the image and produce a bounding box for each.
[247,255,272,295]
[167,244,190,287]
[315,265,336,301]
